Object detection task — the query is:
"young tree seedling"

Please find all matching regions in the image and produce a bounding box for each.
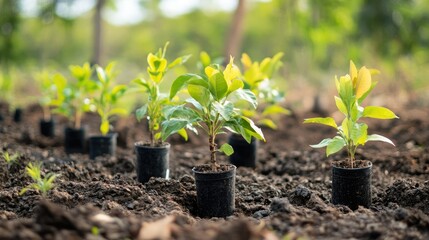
[94,62,128,135]
[162,57,265,171]
[240,52,290,129]
[55,63,97,129]
[20,162,58,197]
[133,42,190,146]
[35,71,67,121]
[304,60,398,168]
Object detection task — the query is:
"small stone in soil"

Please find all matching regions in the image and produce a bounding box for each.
[270,198,291,213]
[252,209,270,219]
[394,208,409,221]
[290,185,312,205]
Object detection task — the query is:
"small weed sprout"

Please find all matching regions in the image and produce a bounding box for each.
[20,162,58,197]
[1,151,19,169]
[1,151,20,178]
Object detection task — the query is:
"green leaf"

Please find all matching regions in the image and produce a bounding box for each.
[161,119,190,141]
[188,84,211,107]
[341,118,349,138]
[185,98,204,111]
[326,136,346,156]
[219,143,234,156]
[350,104,364,121]
[209,72,228,100]
[303,117,337,129]
[136,105,148,121]
[212,101,234,121]
[338,75,354,107]
[112,85,127,96]
[229,89,257,109]
[363,106,398,119]
[310,138,333,148]
[240,116,265,141]
[367,134,395,146]
[351,122,368,146]
[170,74,203,99]
[334,96,347,115]
[168,54,191,69]
[262,105,290,116]
[228,78,244,94]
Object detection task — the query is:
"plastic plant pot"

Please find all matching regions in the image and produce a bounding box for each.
[89,133,117,159]
[135,142,170,183]
[228,134,258,168]
[40,119,55,137]
[193,164,236,218]
[332,160,372,210]
[13,108,22,123]
[64,127,86,154]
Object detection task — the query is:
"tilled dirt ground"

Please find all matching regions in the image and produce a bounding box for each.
[0,104,428,240]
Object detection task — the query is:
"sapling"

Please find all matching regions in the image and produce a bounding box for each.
[55,63,97,129]
[94,62,128,135]
[35,71,66,121]
[20,162,58,197]
[304,60,398,168]
[162,57,265,171]
[133,42,190,146]
[240,52,290,129]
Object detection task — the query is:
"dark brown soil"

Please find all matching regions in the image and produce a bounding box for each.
[0,104,428,239]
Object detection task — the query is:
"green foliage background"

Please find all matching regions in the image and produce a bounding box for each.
[1,0,429,108]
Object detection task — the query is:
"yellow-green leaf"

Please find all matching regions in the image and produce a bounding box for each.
[262,105,290,116]
[205,66,218,78]
[177,128,188,141]
[188,84,210,107]
[223,57,241,83]
[200,51,211,67]
[341,118,349,137]
[326,137,346,156]
[363,106,398,119]
[349,60,358,85]
[334,96,347,115]
[241,53,252,69]
[228,78,244,93]
[355,66,372,99]
[257,119,277,129]
[209,72,228,100]
[220,143,234,156]
[147,53,157,70]
[303,117,337,129]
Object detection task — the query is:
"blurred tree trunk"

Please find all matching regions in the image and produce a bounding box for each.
[91,0,106,66]
[224,0,246,61]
